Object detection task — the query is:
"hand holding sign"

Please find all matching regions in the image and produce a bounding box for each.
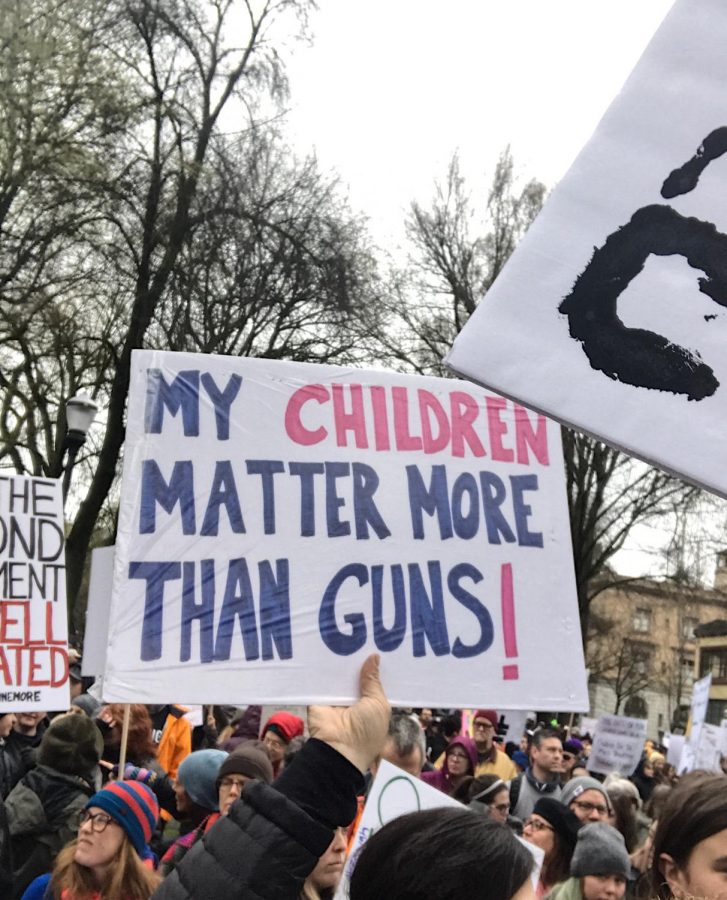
[308,653,390,773]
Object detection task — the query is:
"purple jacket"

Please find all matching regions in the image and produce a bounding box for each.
[421,735,478,795]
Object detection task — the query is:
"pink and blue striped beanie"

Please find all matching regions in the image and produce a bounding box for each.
[85,780,159,857]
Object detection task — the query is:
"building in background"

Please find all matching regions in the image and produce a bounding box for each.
[694,618,727,725]
[585,552,727,737]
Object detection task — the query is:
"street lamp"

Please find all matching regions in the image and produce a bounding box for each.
[62,392,99,502]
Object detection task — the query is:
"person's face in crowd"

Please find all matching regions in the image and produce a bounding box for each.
[67,705,86,717]
[570,790,609,823]
[581,874,626,900]
[381,738,424,777]
[531,737,563,775]
[522,813,555,856]
[472,716,496,752]
[70,679,83,700]
[582,739,592,755]
[309,826,347,891]
[487,787,511,825]
[419,709,432,728]
[173,781,192,814]
[642,761,654,779]
[561,750,578,775]
[218,774,252,816]
[263,730,286,765]
[661,827,727,900]
[74,807,125,882]
[0,714,16,738]
[15,711,45,734]
[519,734,530,753]
[446,745,470,778]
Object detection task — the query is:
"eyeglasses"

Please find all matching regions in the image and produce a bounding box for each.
[562,753,574,761]
[523,818,554,832]
[447,751,470,761]
[573,800,608,816]
[78,810,116,833]
[264,735,284,751]
[219,776,247,790]
[473,721,494,731]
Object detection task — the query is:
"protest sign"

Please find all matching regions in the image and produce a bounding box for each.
[688,674,712,747]
[0,474,69,710]
[587,714,647,776]
[336,760,542,899]
[103,351,588,708]
[579,715,598,738]
[666,734,685,769]
[82,545,115,677]
[693,722,725,772]
[447,0,727,499]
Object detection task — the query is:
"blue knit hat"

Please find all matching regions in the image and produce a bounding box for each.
[85,781,159,857]
[177,749,228,811]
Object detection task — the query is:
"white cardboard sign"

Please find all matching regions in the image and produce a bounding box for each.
[82,545,115,677]
[104,351,587,708]
[688,673,712,747]
[336,760,542,899]
[587,714,647,776]
[0,474,70,710]
[693,722,725,772]
[447,0,727,499]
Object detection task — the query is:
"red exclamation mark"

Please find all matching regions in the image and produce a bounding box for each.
[501,563,519,680]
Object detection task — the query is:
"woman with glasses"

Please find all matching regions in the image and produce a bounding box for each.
[463,775,512,824]
[22,781,160,900]
[523,798,582,898]
[421,736,477,796]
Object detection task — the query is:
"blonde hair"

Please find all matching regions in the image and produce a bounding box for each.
[50,836,160,899]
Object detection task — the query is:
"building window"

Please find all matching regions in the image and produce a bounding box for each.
[633,608,651,633]
[699,648,727,683]
[681,617,698,640]
[624,695,648,719]
[680,655,695,688]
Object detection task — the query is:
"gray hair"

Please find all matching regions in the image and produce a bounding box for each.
[388,713,426,762]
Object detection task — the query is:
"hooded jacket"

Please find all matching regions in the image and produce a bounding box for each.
[6,765,95,899]
[421,736,478,795]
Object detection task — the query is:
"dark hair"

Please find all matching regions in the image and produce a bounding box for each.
[465,774,508,807]
[540,829,573,889]
[651,772,727,899]
[644,783,671,821]
[531,728,561,749]
[608,792,639,853]
[349,808,532,900]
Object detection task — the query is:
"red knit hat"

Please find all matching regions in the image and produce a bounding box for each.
[473,709,498,728]
[261,711,305,744]
[85,781,159,857]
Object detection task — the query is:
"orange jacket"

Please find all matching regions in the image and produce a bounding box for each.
[157,706,192,781]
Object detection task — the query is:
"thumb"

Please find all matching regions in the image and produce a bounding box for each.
[359,653,384,699]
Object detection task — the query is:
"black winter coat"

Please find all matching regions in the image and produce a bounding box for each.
[153,739,363,900]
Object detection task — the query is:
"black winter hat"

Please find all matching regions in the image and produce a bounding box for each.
[216,740,273,788]
[38,713,103,776]
[532,797,582,851]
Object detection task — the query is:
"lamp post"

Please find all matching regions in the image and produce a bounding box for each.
[61,392,99,503]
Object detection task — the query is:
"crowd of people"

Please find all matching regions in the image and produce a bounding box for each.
[0,655,724,899]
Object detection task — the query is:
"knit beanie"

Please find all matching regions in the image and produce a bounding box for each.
[71,693,102,719]
[570,822,630,879]
[177,749,228,811]
[216,740,274,789]
[473,709,498,728]
[532,797,582,851]
[39,713,103,776]
[85,781,159,858]
[261,711,305,744]
[560,776,611,812]
[563,738,584,755]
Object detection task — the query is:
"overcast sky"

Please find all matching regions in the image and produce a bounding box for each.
[285,0,674,243]
[283,1,712,580]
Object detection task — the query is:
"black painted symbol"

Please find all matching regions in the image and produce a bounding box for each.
[559,128,727,400]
